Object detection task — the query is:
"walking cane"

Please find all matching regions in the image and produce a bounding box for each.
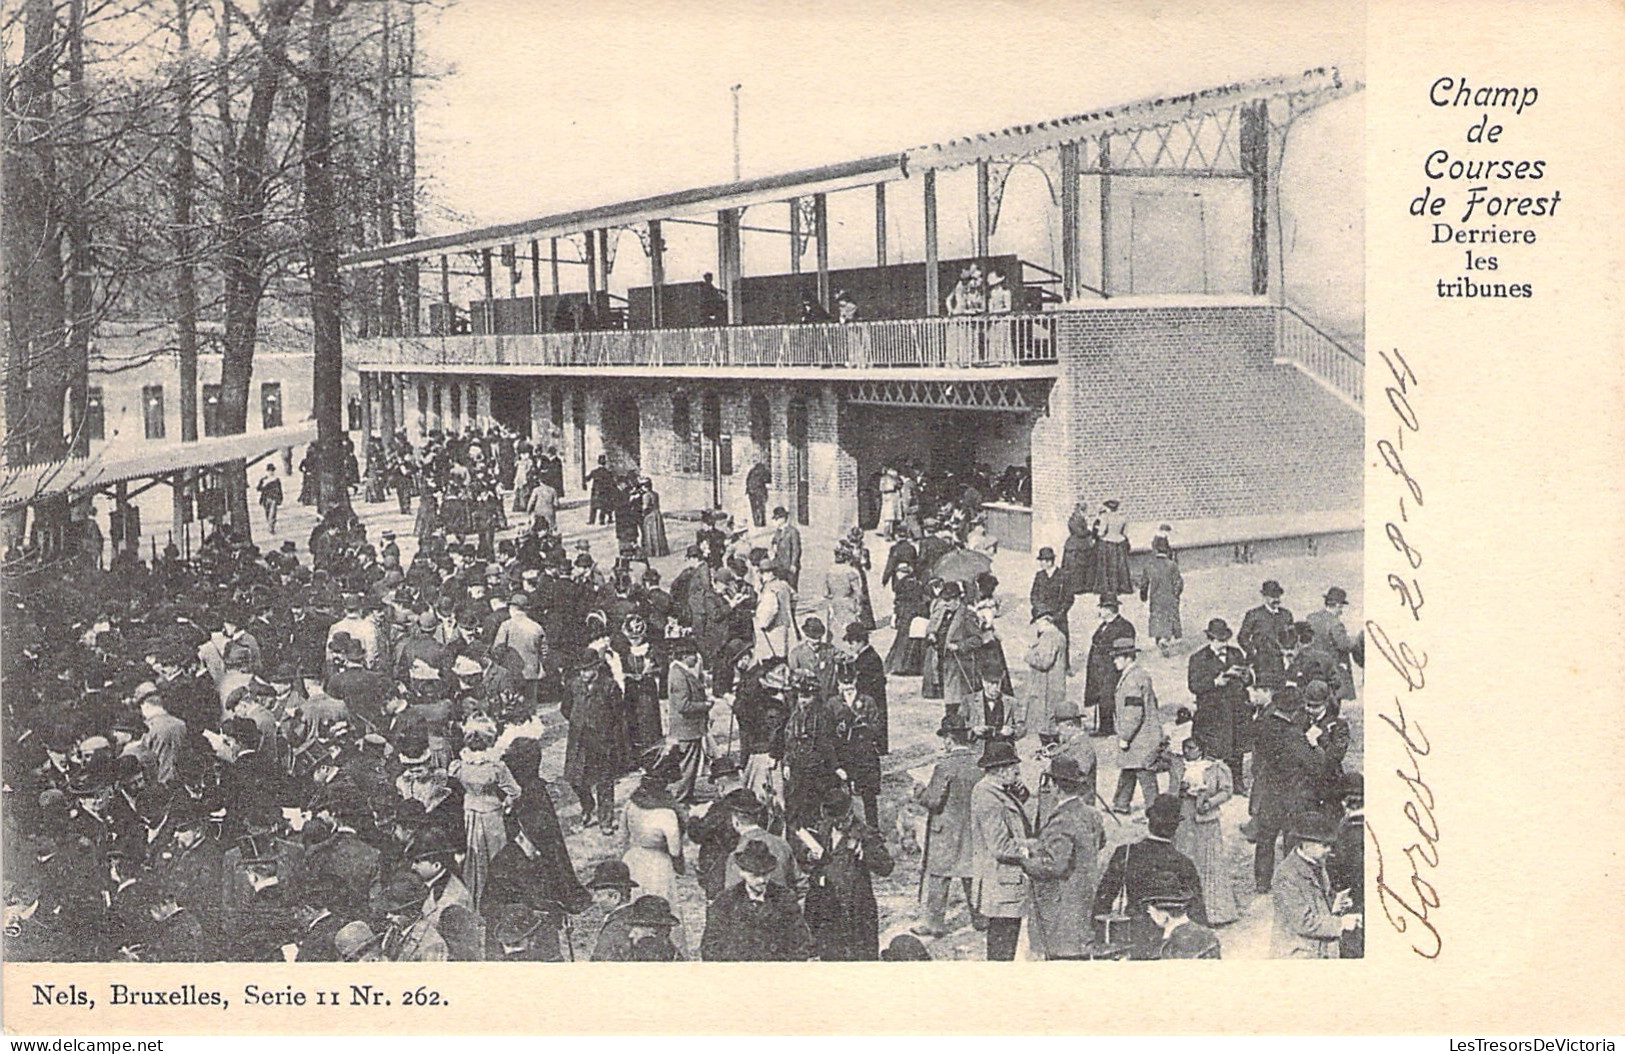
[1094,787,1125,827]
[917,812,933,902]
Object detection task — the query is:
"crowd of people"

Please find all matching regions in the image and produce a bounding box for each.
[1,429,1363,963]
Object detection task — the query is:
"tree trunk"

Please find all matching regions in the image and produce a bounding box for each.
[175,0,199,445]
[216,0,303,539]
[305,0,350,518]
[4,0,64,469]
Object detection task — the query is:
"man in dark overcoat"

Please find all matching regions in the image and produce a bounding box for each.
[1084,594,1133,736]
[1187,617,1254,791]
[701,840,813,961]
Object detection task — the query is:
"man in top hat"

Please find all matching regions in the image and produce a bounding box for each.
[1029,546,1074,667]
[1305,586,1357,702]
[912,712,984,937]
[1084,594,1134,736]
[1144,870,1221,959]
[969,739,1033,960]
[1018,752,1105,960]
[1092,794,1208,960]
[1188,617,1254,794]
[1109,637,1161,814]
[1248,686,1324,894]
[1239,580,1295,696]
[1270,811,1361,958]
[562,649,630,834]
[701,840,813,961]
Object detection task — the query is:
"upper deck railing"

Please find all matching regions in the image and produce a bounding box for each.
[1273,305,1364,411]
[354,313,1059,371]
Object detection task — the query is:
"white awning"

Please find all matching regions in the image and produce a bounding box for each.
[0,422,318,509]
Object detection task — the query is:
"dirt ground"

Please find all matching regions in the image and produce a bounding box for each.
[259,488,1361,960]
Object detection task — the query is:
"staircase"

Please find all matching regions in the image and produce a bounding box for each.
[1274,305,1363,413]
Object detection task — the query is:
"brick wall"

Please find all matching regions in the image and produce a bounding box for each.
[1028,305,1361,550]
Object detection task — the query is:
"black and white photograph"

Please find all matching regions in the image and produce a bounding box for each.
[1,1,1368,969]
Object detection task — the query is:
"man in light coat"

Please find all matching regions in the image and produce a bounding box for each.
[493,593,547,712]
[1304,586,1357,702]
[1270,811,1361,958]
[666,641,712,803]
[911,715,983,937]
[524,475,559,533]
[1024,613,1070,746]
[753,562,798,663]
[1018,753,1104,959]
[1109,637,1162,814]
[969,739,1033,960]
[134,684,188,785]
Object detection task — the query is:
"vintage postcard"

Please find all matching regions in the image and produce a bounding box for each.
[1,0,1620,1036]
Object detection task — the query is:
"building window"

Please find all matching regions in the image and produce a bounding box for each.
[466,385,479,423]
[261,382,283,430]
[143,385,166,440]
[348,395,362,432]
[672,393,701,475]
[432,384,443,430]
[84,387,104,441]
[418,382,429,430]
[202,384,222,437]
[702,392,731,476]
[449,383,462,428]
[551,387,564,429]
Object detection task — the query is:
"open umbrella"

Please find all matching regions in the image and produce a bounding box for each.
[932,547,992,586]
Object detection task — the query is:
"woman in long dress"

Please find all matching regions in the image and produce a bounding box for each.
[1138,536,1185,650]
[449,727,522,911]
[1060,501,1100,597]
[919,577,948,700]
[823,546,864,639]
[844,528,876,630]
[622,774,684,906]
[1094,499,1134,596]
[884,562,928,676]
[639,479,671,558]
[1172,734,1241,925]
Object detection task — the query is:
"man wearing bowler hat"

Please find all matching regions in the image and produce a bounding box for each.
[1247,686,1323,894]
[602,895,684,961]
[1019,752,1105,960]
[912,712,984,938]
[1084,594,1134,736]
[1188,617,1253,794]
[1143,870,1221,959]
[701,840,812,961]
[1029,546,1074,668]
[1270,811,1361,958]
[1093,794,1207,960]
[1109,637,1161,814]
[1305,586,1357,702]
[1239,580,1295,696]
[969,739,1033,960]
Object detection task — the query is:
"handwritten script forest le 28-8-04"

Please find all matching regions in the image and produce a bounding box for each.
[1365,348,1441,959]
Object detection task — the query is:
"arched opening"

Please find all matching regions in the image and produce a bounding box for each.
[602,393,642,473]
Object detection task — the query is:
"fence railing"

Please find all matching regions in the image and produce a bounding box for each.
[1274,306,1364,411]
[356,313,1059,370]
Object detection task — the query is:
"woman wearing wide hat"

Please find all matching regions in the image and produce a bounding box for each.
[621,767,685,906]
